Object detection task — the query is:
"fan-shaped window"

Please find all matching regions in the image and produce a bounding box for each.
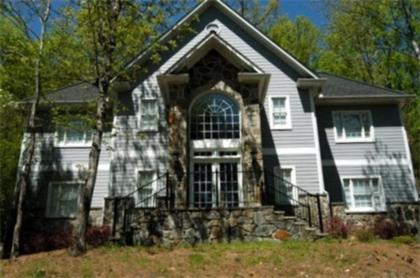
[191,94,240,140]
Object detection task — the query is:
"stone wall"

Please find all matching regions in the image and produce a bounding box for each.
[331,202,420,235]
[104,197,318,246]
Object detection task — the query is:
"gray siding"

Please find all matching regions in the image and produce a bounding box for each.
[27,133,111,209]
[317,104,416,202]
[110,6,322,195]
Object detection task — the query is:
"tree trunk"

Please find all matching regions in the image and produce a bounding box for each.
[9,0,51,259]
[69,0,121,256]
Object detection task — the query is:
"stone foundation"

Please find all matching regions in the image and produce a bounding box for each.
[331,202,420,235]
[104,197,319,246]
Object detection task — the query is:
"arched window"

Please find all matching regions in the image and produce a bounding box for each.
[190,94,240,139]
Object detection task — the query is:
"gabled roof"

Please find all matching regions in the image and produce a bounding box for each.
[121,0,318,80]
[318,73,411,99]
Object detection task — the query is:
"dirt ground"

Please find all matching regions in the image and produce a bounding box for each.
[1,240,419,277]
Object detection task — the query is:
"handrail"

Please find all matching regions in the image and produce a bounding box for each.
[123,172,168,198]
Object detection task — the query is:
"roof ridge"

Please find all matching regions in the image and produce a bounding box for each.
[318,71,407,95]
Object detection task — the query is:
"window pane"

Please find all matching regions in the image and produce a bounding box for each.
[49,183,79,217]
[343,114,362,138]
[138,171,155,207]
[354,195,373,208]
[141,99,158,130]
[272,98,288,127]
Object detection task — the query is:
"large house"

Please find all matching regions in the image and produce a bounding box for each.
[21,0,418,242]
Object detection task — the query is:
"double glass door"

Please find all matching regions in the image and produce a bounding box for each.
[192,162,240,208]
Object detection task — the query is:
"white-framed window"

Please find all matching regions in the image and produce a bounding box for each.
[140,98,158,131]
[273,166,298,205]
[46,181,80,218]
[269,96,291,129]
[333,110,374,143]
[55,119,92,147]
[136,170,157,207]
[341,176,385,212]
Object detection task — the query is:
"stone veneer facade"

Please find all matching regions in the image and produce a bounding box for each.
[166,50,264,208]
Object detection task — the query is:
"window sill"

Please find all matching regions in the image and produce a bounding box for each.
[345,208,386,214]
[271,126,292,131]
[54,144,92,148]
[335,139,375,144]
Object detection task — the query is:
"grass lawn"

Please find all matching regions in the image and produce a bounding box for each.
[1,240,419,277]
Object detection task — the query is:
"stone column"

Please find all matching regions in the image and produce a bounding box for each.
[241,103,264,206]
[168,105,188,208]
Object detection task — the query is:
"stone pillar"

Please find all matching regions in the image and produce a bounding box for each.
[241,103,264,206]
[168,105,188,208]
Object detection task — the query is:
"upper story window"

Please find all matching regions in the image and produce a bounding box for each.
[47,181,80,218]
[140,98,158,131]
[55,119,92,147]
[342,177,385,212]
[190,94,240,140]
[269,96,291,129]
[333,110,374,143]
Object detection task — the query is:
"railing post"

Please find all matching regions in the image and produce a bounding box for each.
[215,170,219,208]
[316,193,324,233]
[307,204,312,227]
[165,172,169,209]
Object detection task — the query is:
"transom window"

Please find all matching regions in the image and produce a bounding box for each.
[55,119,92,147]
[190,94,240,140]
[333,111,374,142]
[140,98,158,131]
[47,181,80,218]
[342,177,385,212]
[270,96,291,129]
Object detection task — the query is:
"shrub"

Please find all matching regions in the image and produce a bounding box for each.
[325,216,350,239]
[353,228,375,242]
[86,225,111,247]
[392,235,416,245]
[21,228,73,254]
[373,217,409,239]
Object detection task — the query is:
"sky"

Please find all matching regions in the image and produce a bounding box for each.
[26,0,329,37]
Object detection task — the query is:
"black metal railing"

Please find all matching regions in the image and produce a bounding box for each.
[117,169,324,233]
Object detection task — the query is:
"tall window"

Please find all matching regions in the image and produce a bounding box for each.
[137,170,156,207]
[342,177,385,212]
[273,167,297,205]
[140,98,158,131]
[55,119,92,147]
[47,182,80,218]
[333,111,374,142]
[270,96,291,129]
[190,94,239,140]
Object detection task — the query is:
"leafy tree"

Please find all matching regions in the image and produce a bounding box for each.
[317,0,420,186]
[268,16,321,67]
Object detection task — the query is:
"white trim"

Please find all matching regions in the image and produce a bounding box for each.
[192,139,240,150]
[138,97,159,132]
[332,110,375,143]
[46,181,81,218]
[120,0,318,81]
[398,109,418,201]
[215,0,318,78]
[309,92,325,193]
[341,175,386,213]
[269,96,292,130]
[322,159,410,167]
[262,147,317,155]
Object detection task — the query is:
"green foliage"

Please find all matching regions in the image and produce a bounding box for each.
[268,16,320,66]
[391,235,416,245]
[353,228,375,242]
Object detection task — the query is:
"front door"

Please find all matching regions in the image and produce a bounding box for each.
[191,160,240,208]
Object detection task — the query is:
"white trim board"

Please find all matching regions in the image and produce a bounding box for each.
[322,159,410,167]
[309,92,325,193]
[263,147,317,155]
